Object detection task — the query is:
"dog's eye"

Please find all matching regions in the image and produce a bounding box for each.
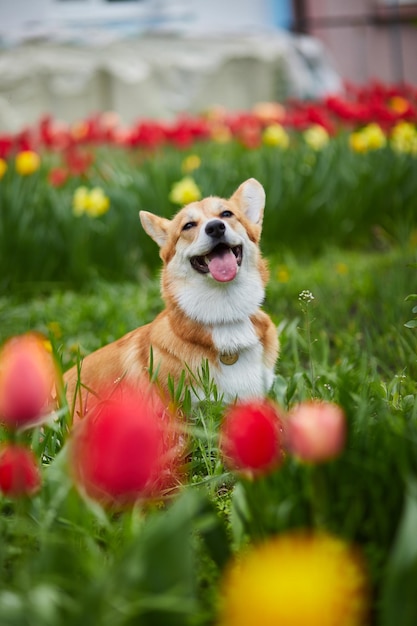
[182,221,197,231]
[220,210,233,218]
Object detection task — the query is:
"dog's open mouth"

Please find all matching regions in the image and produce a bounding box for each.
[190,244,242,282]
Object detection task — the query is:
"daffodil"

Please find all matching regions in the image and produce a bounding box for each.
[218,532,368,626]
[303,124,329,150]
[0,158,7,180]
[15,151,41,176]
[169,176,202,205]
[262,123,289,149]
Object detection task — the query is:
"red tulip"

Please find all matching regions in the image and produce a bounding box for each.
[220,400,285,476]
[70,382,183,507]
[0,333,58,430]
[0,444,41,497]
[287,401,346,463]
[48,167,69,187]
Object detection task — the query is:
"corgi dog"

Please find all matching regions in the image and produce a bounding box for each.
[64,178,279,419]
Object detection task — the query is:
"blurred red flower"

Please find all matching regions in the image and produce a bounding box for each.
[220,400,285,476]
[0,444,41,497]
[64,148,94,177]
[48,167,69,187]
[0,333,59,430]
[70,383,183,507]
[0,134,13,160]
[287,400,346,463]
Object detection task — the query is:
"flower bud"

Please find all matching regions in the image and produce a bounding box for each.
[70,382,182,507]
[0,444,41,497]
[0,333,58,430]
[220,400,285,476]
[287,401,346,463]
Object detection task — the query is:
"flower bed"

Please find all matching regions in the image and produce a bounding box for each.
[0,82,416,291]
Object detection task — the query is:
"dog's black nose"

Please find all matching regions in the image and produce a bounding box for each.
[205,220,226,239]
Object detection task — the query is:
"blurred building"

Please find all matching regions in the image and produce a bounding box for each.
[0,0,415,130]
[293,0,417,85]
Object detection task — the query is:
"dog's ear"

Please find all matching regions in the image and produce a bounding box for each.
[231,178,265,226]
[139,211,171,248]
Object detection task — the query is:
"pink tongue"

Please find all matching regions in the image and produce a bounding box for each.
[208,249,238,282]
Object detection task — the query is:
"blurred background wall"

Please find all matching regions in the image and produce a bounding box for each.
[0,0,416,131]
[294,0,417,85]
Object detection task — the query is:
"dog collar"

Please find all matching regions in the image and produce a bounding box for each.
[220,353,239,365]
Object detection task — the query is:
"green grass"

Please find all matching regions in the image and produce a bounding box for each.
[0,244,416,624]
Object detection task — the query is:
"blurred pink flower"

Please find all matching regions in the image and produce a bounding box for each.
[0,444,41,497]
[220,400,285,476]
[287,401,346,463]
[0,333,59,430]
[70,382,183,507]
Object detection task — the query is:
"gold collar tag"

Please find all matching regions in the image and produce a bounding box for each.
[220,353,239,366]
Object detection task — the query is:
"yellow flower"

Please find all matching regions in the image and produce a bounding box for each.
[0,158,7,180]
[303,125,329,151]
[363,123,386,150]
[86,187,110,217]
[349,124,386,153]
[72,186,90,217]
[262,124,289,149]
[169,176,202,205]
[181,154,201,174]
[15,151,41,176]
[218,532,368,626]
[349,131,368,153]
[72,186,110,218]
[390,121,417,155]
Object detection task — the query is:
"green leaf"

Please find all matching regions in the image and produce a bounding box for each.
[404,320,417,329]
[380,480,417,626]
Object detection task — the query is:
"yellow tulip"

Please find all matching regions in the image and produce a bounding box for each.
[169,177,202,205]
[218,532,368,626]
[15,151,41,176]
[303,124,330,150]
[390,121,417,155]
[0,158,7,180]
[262,124,289,149]
[72,186,110,218]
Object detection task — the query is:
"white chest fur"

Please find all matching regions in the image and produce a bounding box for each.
[210,319,274,402]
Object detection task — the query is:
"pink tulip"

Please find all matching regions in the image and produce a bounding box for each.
[0,333,58,430]
[287,401,346,463]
